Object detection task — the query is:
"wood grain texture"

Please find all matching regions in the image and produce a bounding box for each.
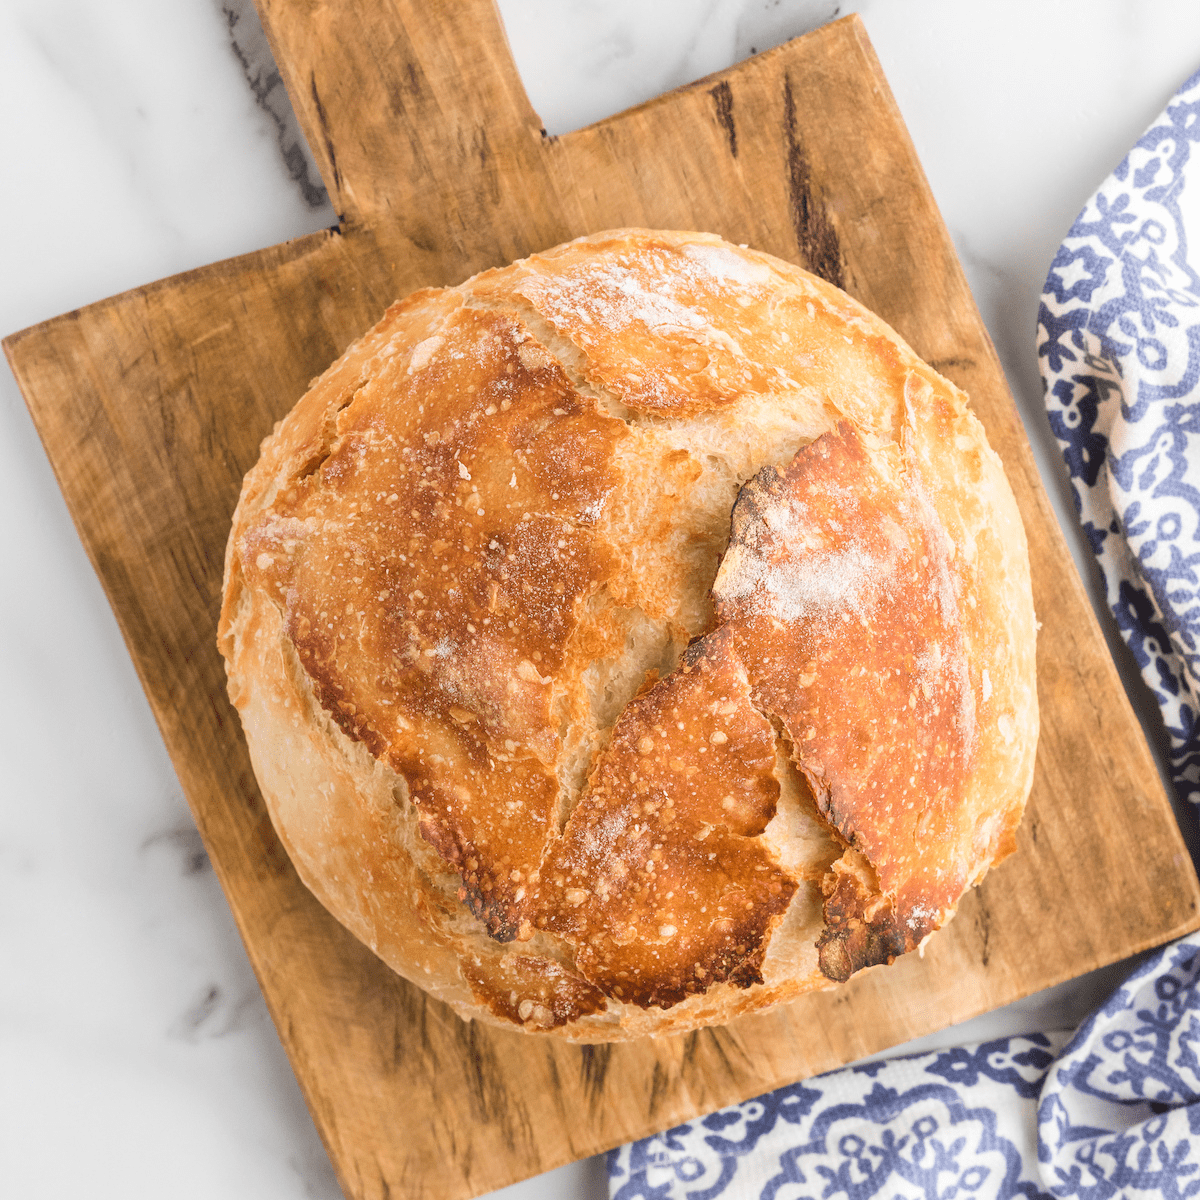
[6,5,1199,1198]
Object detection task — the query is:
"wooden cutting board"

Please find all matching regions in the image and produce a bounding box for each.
[7,4,1199,1197]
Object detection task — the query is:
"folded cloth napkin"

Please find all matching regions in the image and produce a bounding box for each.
[609,62,1200,1200]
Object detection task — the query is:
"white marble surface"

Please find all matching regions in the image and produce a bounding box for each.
[4,2,1200,1197]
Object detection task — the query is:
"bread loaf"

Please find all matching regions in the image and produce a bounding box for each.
[218,229,1037,1041]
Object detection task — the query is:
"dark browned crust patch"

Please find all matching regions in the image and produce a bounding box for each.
[816,852,909,983]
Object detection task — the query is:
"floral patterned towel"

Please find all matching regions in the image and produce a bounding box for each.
[609,63,1200,1200]
[1039,66,1200,804]
[609,938,1200,1198]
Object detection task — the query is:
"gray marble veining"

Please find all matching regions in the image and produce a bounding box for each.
[219,0,329,211]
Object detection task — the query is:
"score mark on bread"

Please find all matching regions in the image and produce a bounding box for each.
[219,230,1037,1041]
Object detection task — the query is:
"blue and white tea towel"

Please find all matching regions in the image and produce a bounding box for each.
[609,1032,1066,1198]
[609,64,1200,1200]
[1040,66,1200,804]
[608,938,1200,1198]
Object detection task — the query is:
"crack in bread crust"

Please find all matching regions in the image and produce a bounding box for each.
[713,422,983,975]
[540,627,796,1009]
[218,229,1038,1039]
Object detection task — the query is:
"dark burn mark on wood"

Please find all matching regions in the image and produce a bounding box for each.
[579,1043,613,1105]
[782,77,844,288]
[387,56,427,120]
[682,1030,700,1065]
[406,225,439,254]
[710,81,738,157]
[648,1061,671,1116]
[976,896,992,968]
[930,355,976,376]
[391,1001,405,1071]
[703,1026,735,1077]
[543,1050,563,1104]
[700,1022,734,1080]
[392,981,432,1070]
[454,1020,517,1133]
[310,74,343,196]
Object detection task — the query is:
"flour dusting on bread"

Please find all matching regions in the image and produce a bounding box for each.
[218,229,1037,1041]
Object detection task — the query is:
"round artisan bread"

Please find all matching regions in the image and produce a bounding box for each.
[218,229,1037,1041]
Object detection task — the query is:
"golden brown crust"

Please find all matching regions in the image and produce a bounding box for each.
[541,628,796,1009]
[238,303,627,940]
[714,423,977,968]
[219,228,1038,1041]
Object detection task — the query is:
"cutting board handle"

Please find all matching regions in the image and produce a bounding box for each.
[257,0,542,223]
